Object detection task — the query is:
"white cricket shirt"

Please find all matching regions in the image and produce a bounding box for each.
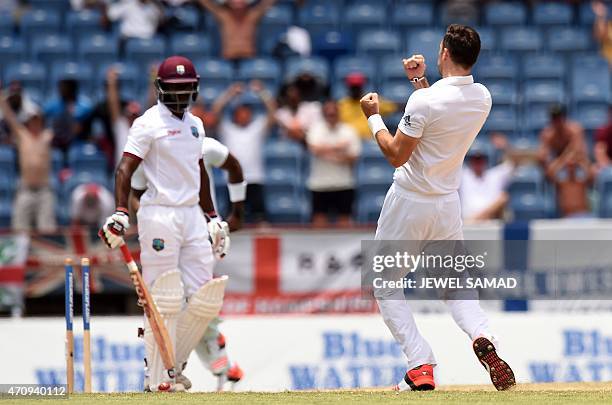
[394,75,492,195]
[124,102,205,207]
[131,137,229,212]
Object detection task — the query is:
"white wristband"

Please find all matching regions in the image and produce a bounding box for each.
[367,114,387,138]
[228,181,247,203]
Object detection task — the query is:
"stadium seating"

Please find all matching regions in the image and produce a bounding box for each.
[483,106,518,134]
[475,54,518,83]
[344,2,387,32]
[124,37,167,70]
[264,140,304,170]
[508,165,545,197]
[548,27,592,53]
[597,168,612,217]
[31,34,71,65]
[285,56,330,83]
[67,143,108,174]
[577,104,609,131]
[265,191,307,223]
[62,171,110,196]
[298,2,340,36]
[312,30,354,60]
[533,2,573,26]
[356,30,401,58]
[485,2,527,26]
[78,33,119,67]
[524,81,566,109]
[357,161,394,194]
[199,84,226,105]
[523,105,552,133]
[476,27,496,53]
[571,56,610,107]
[0,14,14,37]
[392,3,434,29]
[0,146,16,178]
[169,5,200,31]
[522,54,566,82]
[0,35,25,65]
[50,61,94,94]
[238,58,282,89]
[195,58,234,87]
[0,201,11,228]
[357,190,387,223]
[511,193,550,221]
[66,10,104,41]
[20,9,61,41]
[96,61,140,96]
[28,0,67,13]
[406,29,444,80]
[170,33,212,62]
[485,81,518,106]
[4,62,46,93]
[500,27,543,54]
[379,54,408,85]
[334,56,376,83]
[381,82,413,104]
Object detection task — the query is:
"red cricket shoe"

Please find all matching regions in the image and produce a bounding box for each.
[473,336,516,391]
[393,364,435,391]
[227,364,244,383]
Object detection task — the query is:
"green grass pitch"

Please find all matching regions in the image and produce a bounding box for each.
[1,383,612,405]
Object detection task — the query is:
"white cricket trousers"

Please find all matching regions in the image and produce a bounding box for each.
[374,183,495,370]
[137,204,214,296]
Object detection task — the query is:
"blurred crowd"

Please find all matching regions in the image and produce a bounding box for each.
[1,0,612,231]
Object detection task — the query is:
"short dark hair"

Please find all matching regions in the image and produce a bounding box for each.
[549,103,567,119]
[442,24,481,69]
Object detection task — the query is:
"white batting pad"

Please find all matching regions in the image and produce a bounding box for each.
[145,270,184,391]
[176,276,228,369]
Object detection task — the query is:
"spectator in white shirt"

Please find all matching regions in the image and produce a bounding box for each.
[105,0,163,40]
[214,81,276,223]
[460,133,522,223]
[70,183,114,228]
[275,83,322,144]
[306,100,361,227]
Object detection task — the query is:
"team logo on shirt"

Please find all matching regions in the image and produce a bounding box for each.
[403,115,412,127]
[176,65,185,75]
[191,126,199,138]
[152,238,165,252]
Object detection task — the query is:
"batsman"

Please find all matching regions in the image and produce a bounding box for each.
[99,55,229,391]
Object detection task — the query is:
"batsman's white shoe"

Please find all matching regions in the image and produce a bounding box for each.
[473,336,516,391]
[156,382,186,392]
[176,373,192,391]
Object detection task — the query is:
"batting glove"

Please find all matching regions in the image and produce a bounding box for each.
[205,212,230,259]
[98,209,130,249]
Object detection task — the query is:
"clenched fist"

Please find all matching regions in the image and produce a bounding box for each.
[403,54,426,80]
[360,92,380,118]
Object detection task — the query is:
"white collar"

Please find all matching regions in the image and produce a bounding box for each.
[431,75,474,88]
[157,101,186,122]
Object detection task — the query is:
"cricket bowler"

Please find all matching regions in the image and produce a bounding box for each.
[360,24,516,391]
[99,55,229,391]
